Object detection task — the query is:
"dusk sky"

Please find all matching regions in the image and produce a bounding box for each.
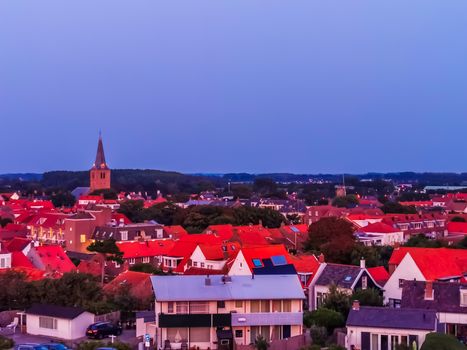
[1,1,467,174]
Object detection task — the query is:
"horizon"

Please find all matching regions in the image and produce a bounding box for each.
[2,1,467,174]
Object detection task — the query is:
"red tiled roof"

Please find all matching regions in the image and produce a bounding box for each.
[204,225,234,240]
[184,267,225,275]
[367,266,390,285]
[33,245,76,273]
[360,222,399,234]
[117,239,176,259]
[11,251,35,268]
[112,213,132,225]
[6,237,31,252]
[103,270,153,300]
[288,254,320,274]
[199,243,240,260]
[240,244,291,270]
[447,222,467,234]
[163,226,188,239]
[389,247,467,280]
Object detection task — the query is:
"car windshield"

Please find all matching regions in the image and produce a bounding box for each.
[45,344,68,350]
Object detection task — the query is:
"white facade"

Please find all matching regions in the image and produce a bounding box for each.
[358,230,405,246]
[0,250,11,269]
[26,312,95,340]
[228,251,252,276]
[189,246,227,271]
[383,254,425,305]
[346,325,431,350]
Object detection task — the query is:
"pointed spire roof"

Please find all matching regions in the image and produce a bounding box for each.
[92,133,109,169]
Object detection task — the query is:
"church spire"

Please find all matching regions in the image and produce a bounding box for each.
[93,133,108,169]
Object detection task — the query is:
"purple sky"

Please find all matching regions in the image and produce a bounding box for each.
[1,1,467,174]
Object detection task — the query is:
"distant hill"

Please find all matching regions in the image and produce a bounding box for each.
[0,173,43,181]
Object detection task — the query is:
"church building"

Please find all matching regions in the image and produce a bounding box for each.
[90,134,111,191]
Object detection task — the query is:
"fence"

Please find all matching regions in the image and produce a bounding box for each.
[236,334,310,350]
[94,310,121,323]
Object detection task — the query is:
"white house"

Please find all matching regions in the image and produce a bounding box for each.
[355,222,404,246]
[0,242,12,269]
[346,303,437,350]
[26,304,95,340]
[384,247,467,308]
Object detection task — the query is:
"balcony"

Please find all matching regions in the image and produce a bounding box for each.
[231,312,303,326]
[158,313,231,328]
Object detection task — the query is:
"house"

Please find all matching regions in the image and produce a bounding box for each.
[27,245,77,275]
[26,303,95,340]
[401,280,467,340]
[228,245,291,276]
[384,247,467,307]
[0,242,11,269]
[187,243,240,272]
[355,222,404,246]
[309,259,382,310]
[149,274,305,349]
[305,206,349,225]
[346,302,437,350]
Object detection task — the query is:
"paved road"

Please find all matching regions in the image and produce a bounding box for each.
[5,329,138,349]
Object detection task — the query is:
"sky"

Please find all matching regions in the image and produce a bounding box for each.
[1,1,467,174]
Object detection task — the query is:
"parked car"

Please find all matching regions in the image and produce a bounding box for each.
[40,344,69,350]
[86,322,122,339]
[16,344,48,350]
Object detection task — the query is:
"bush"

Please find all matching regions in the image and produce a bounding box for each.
[328,344,346,350]
[253,335,270,350]
[420,332,465,350]
[76,341,131,350]
[0,335,14,350]
[309,325,327,347]
[300,345,321,350]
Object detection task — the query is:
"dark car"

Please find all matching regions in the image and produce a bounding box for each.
[86,322,122,339]
[40,344,69,350]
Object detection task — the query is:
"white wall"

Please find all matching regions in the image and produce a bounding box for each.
[228,251,251,276]
[27,312,94,340]
[384,254,425,304]
[346,325,431,350]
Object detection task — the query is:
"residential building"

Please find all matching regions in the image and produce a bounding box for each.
[148,274,305,349]
[346,303,437,350]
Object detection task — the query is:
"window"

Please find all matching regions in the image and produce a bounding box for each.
[200,262,205,268]
[217,301,225,309]
[39,317,57,329]
[389,299,401,308]
[235,330,243,338]
[362,276,368,290]
[282,300,292,312]
[129,258,135,265]
[114,261,120,268]
[371,334,378,350]
[272,300,282,312]
[167,302,174,313]
[121,231,128,241]
[250,301,260,313]
[461,291,467,306]
[252,259,262,267]
[142,257,150,264]
[0,258,5,268]
[260,300,270,312]
[193,262,198,267]
[167,328,188,343]
[399,279,405,288]
[189,301,209,314]
[176,301,189,314]
[235,300,243,308]
[80,234,86,243]
[391,335,399,350]
[190,327,210,342]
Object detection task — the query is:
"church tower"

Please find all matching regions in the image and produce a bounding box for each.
[90,133,111,192]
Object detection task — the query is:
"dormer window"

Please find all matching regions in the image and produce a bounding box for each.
[424,281,434,300]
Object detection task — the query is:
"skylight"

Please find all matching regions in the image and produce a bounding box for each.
[252,259,262,267]
[271,255,287,266]
[344,276,353,282]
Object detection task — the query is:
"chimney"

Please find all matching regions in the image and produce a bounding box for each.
[318,253,325,264]
[352,300,360,311]
[205,275,211,286]
[360,258,366,269]
[424,280,434,300]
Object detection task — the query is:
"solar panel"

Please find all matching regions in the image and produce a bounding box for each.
[344,276,353,282]
[252,259,263,267]
[290,226,300,233]
[271,255,287,266]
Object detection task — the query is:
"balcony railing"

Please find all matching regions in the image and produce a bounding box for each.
[158,313,231,328]
[231,312,303,326]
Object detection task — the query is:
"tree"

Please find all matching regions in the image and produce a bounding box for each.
[351,288,383,307]
[50,191,76,208]
[322,285,351,317]
[118,200,145,222]
[90,189,118,200]
[381,201,416,214]
[143,202,182,225]
[332,195,359,208]
[420,332,465,350]
[0,218,12,228]
[404,234,445,248]
[0,270,35,311]
[87,239,124,284]
[253,335,270,350]
[304,218,356,264]
[0,335,14,350]
[308,326,327,347]
[304,308,345,334]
